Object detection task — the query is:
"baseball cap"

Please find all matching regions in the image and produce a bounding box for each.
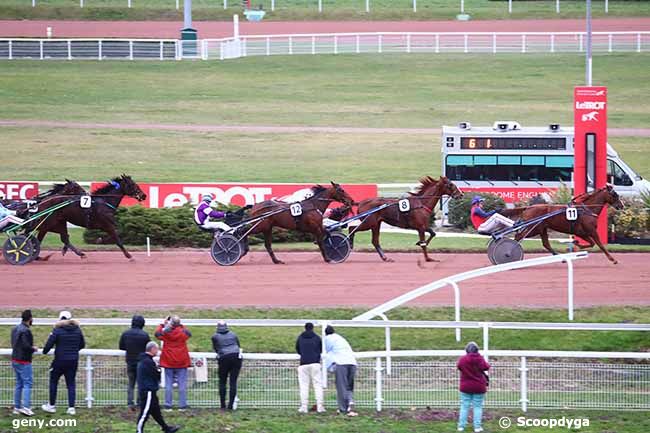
[58,310,72,320]
[471,196,485,205]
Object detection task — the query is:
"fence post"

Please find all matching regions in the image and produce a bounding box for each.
[39,40,43,60]
[508,0,512,14]
[176,0,179,10]
[378,34,382,53]
[32,0,35,7]
[482,323,490,362]
[412,0,416,13]
[267,37,271,56]
[579,33,583,52]
[80,0,84,7]
[321,322,328,389]
[271,0,275,11]
[318,0,322,13]
[566,257,574,320]
[521,34,526,53]
[605,0,608,14]
[450,281,461,342]
[464,34,468,53]
[519,357,528,412]
[128,0,131,7]
[311,36,315,55]
[67,40,72,60]
[223,0,227,9]
[406,34,411,53]
[492,33,496,54]
[99,40,102,60]
[556,0,559,14]
[608,33,612,52]
[334,35,338,54]
[160,40,164,60]
[201,39,207,60]
[242,37,247,57]
[365,0,369,13]
[374,357,384,412]
[85,355,93,408]
[288,36,293,55]
[637,33,642,53]
[435,34,439,53]
[219,41,224,60]
[379,313,391,375]
[550,34,555,53]
[356,34,360,53]
[129,40,133,60]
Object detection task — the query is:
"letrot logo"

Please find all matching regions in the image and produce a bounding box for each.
[575,101,606,110]
[581,111,599,122]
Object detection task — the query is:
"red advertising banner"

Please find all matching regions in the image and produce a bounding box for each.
[89,182,378,208]
[0,182,39,200]
[459,186,557,204]
[574,86,608,244]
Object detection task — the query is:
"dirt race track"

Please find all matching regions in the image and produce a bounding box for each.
[1,251,648,309]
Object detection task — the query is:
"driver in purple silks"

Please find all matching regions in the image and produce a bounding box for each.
[194,194,231,232]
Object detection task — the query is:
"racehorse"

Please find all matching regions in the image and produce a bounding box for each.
[512,185,624,264]
[352,176,463,262]
[247,182,355,264]
[33,175,147,260]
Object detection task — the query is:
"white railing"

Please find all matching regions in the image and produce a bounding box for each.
[1,32,648,60]
[203,31,650,60]
[0,39,179,61]
[1,348,649,411]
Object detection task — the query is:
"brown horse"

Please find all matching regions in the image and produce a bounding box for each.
[34,175,147,260]
[248,182,355,264]
[352,176,463,262]
[512,185,624,263]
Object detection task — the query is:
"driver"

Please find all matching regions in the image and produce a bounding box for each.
[194,194,231,232]
[470,196,515,235]
[0,202,24,230]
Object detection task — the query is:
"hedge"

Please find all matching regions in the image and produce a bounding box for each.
[83,204,313,247]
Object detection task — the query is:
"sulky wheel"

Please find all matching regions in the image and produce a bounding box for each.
[323,232,352,264]
[488,238,524,265]
[27,237,41,263]
[3,235,35,266]
[210,233,243,266]
[486,238,498,265]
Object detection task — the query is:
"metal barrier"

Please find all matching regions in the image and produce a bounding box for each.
[1,32,648,60]
[1,349,649,411]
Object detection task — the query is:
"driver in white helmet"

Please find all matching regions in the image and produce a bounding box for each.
[0,201,24,230]
[194,194,231,232]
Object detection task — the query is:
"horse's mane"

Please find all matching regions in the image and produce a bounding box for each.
[409,176,439,196]
[92,178,120,195]
[310,185,328,196]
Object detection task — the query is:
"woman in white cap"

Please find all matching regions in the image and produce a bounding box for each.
[41,311,85,416]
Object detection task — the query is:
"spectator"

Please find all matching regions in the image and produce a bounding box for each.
[119,314,150,411]
[42,310,85,416]
[211,321,242,410]
[136,342,180,433]
[295,322,324,413]
[11,309,37,417]
[155,316,191,411]
[324,326,358,417]
[457,341,490,433]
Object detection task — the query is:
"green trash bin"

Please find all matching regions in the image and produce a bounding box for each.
[181,28,198,57]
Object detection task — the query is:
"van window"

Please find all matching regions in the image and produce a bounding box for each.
[446,155,573,182]
[608,160,633,186]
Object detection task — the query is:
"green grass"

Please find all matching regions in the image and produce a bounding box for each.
[2,0,650,21]
[2,408,650,433]
[0,55,649,183]
[1,306,648,354]
[1,408,648,433]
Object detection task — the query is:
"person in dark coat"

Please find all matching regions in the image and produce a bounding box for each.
[41,310,85,416]
[119,314,150,410]
[295,322,324,413]
[11,309,37,416]
[136,342,180,433]
[211,321,242,410]
[456,341,490,433]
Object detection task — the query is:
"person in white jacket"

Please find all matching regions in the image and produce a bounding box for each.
[324,326,358,417]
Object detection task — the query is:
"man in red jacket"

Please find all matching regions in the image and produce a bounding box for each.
[155,316,192,411]
[457,341,490,432]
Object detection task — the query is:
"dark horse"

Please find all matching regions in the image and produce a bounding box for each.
[247,182,355,264]
[509,185,624,264]
[33,175,147,260]
[353,176,463,262]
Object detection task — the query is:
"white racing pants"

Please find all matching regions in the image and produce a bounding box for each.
[478,213,515,234]
[201,221,232,232]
